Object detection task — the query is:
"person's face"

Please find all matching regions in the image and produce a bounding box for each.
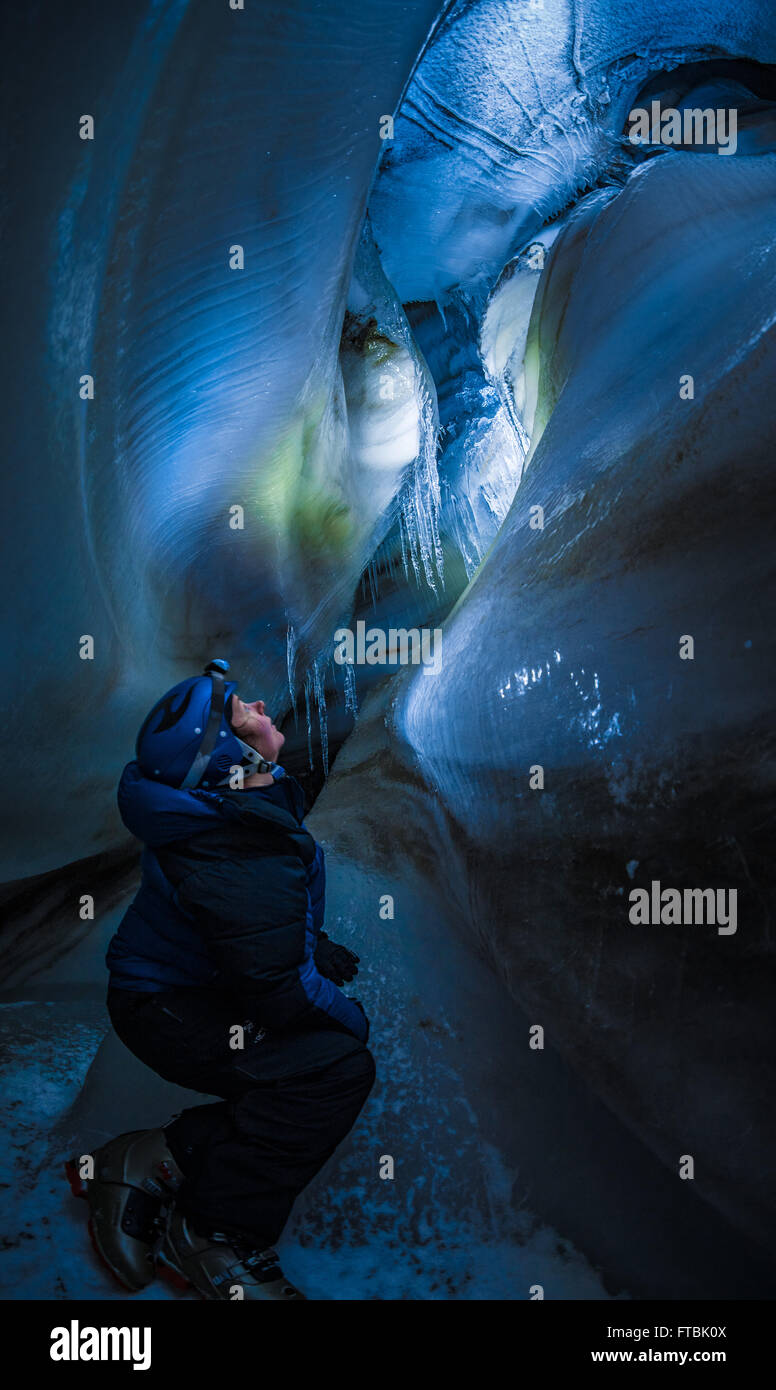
[229,695,285,762]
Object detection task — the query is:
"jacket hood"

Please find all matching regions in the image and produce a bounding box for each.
[117,760,303,848]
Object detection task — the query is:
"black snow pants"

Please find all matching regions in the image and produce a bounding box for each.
[107,985,375,1247]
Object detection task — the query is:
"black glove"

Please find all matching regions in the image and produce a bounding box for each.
[314,931,360,987]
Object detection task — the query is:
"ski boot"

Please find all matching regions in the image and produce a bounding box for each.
[158,1209,306,1300]
[65,1128,185,1291]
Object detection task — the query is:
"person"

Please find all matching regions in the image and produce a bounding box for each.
[67,659,374,1301]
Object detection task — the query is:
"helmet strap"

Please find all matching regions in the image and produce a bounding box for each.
[231,736,273,780]
[180,669,227,789]
[180,663,276,789]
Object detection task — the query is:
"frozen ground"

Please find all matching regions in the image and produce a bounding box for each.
[0,996,613,1302]
[5,838,771,1302]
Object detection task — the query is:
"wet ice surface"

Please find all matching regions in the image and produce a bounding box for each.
[392,151,776,1252]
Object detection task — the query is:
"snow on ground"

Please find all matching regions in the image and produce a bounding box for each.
[0,997,616,1301]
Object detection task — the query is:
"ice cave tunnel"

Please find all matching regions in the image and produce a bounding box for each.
[2,0,776,1300]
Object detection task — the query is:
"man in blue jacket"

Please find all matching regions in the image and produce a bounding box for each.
[69,660,374,1301]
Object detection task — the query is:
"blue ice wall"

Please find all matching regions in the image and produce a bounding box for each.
[2,0,441,877]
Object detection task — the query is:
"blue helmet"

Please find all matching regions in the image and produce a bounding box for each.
[135,659,271,789]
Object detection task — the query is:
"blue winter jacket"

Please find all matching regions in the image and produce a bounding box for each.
[105,761,367,1043]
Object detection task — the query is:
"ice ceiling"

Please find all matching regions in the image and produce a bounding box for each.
[4,0,776,1283]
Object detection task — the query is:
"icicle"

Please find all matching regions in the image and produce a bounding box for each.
[286,623,297,717]
[403,492,423,588]
[344,658,358,716]
[367,555,378,609]
[311,657,329,777]
[304,678,313,770]
[398,508,410,580]
[399,390,444,593]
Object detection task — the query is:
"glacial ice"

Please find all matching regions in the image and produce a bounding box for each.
[393,149,776,1249]
[2,0,443,878]
[3,0,776,1300]
[369,0,776,303]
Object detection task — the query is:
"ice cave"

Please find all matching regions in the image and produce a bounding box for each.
[2,0,776,1302]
